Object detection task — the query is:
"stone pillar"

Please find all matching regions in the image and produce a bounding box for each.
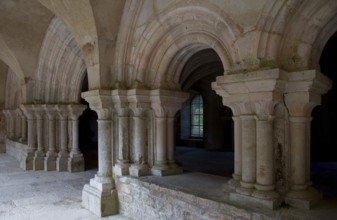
[252,116,279,200]
[20,105,37,170]
[128,89,151,177]
[68,104,86,172]
[81,90,118,217]
[150,89,189,176]
[112,89,130,176]
[284,70,331,209]
[7,110,15,139]
[18,109,27,142]
[56,106,69,171]
[44,105,58,171]
[14,109,21,140]
[167,115,177,167]
[33,108,45,170]
[212,68,286,209]
[237,115,256,195]
[2,110,11,139]
[227,116,242,188]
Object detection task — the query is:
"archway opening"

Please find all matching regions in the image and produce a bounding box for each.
[175,49,234,177]
[311,31,337,199]
[79,73,98,170]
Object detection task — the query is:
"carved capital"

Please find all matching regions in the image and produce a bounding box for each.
[82,89,112,120]
[68,104,86,120]
[212,68,286,116]
[33,105,45,120]
[44,104,58,120]
[112,89,129,116]
[20,104,36,120]
[56,105,69,120]
[127,89,151,117]
[150,89,189,117]
[285,70,332,117]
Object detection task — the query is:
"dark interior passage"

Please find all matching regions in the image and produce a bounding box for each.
[79,103,98,170]
[79,73,98,170]
[174,49,234,177]
[310,31,337,199]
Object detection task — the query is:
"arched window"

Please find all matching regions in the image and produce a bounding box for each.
[191,95,203,137]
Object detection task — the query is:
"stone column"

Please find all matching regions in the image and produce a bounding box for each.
[237,115,256,195]
[68,104,86,172]
[56,106,69,171]
[81,90,118,217]
[252,116,279,200]
[128,89,151,177]
[212,68,286,209]
[150,89,189,176]
[33,108,45,170]
[18,109,27,142]
[2,110,8,139]
[7,110,15,139]
[44,105,58,171]
[227,115,242,188]
[14,109,21,140]
[2,110,10,139]
[167,116,176,167]
[20,105,37,170]
[284,70,331,209]
[112,89,130,176]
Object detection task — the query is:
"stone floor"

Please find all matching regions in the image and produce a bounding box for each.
[1,147,337,220]
[0,154,131,220]
[174,146,337,220]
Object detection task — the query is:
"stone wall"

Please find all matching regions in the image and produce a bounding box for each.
[5,139,27,160]
[116,176,277,220]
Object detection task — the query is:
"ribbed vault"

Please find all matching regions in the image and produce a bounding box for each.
[34,17,86,104]
[114,1,241,89]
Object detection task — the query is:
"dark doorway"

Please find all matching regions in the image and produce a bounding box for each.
[79,73,98,170]
[175,49,234,177]
[311,31,337,199]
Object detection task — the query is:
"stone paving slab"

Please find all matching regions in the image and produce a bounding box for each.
[0,153,132,220]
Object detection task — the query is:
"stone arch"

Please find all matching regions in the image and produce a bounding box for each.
[277,0,337,71]
[122,3,241,89]
[37,0,100,89]
[5,69,22,109]
[257,0,298,62]
[0,36,25,91]
[34,16,86,104]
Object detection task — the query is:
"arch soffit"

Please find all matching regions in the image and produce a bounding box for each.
[37,0,100,89]
[0,35,25,84]
[277,0,337,71]
[34,16,86,104]
[129,4,241,89]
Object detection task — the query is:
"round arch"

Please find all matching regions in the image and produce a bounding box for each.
[124,3,241,89]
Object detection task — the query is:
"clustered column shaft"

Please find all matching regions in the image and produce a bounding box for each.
[3,104,86,172]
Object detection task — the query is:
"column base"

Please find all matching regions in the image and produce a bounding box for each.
[284,187,322,209]
[229,190,282,210]
[44,152,57,171]
[114,163,130,176]
[151,164,183,176]
[224,178,241,192]
[33,151,45,170]
[82,177,118,217]
[20,151,35,170]
[56,152,69,171]
[68,154,84,172]
[129,164,149,177]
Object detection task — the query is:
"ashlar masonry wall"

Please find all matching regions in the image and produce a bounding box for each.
[116,176,292,220]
